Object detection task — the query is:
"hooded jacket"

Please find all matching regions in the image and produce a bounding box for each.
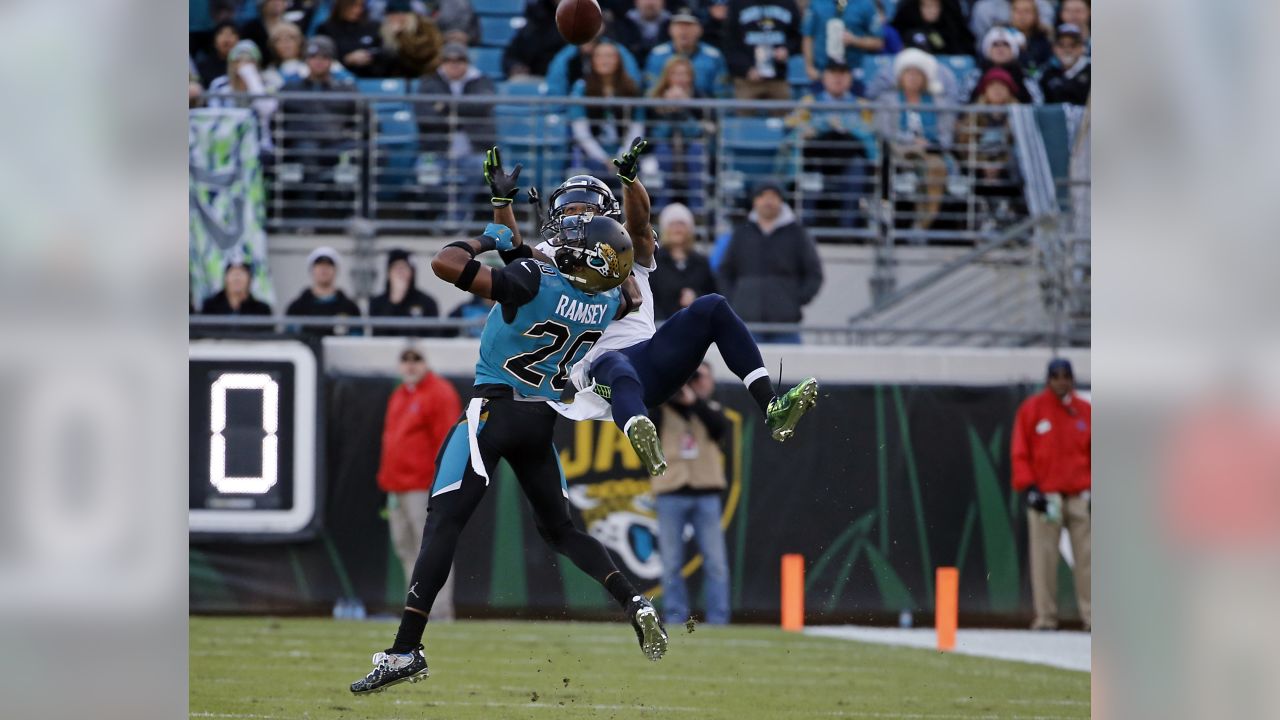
[717,203,823,323]
[416,65,497,153]
[369,261,442,336]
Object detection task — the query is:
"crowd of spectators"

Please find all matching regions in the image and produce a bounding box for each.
[195,244,519,337]
[190,0,1090,232]
[190,0,1091,108]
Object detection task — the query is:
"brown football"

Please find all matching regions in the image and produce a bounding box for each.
[555,0,603,45]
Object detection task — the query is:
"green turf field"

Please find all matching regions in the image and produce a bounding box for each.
[190,617,1089,719]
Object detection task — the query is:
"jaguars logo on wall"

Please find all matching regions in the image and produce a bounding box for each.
[553,412,744,592]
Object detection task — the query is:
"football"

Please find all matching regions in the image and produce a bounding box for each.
[555,0,603,45]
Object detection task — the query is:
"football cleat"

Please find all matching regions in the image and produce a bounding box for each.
[625,415,667,477]
[349,645,429,694]
[627,595,669,661]
[766,378,819,442]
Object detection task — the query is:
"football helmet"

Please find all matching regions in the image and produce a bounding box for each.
[545,214,634,294]
[540,175,621,239]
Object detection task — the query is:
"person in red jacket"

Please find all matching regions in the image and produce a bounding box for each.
[1011,357,1091,631]
[378,345,462,620]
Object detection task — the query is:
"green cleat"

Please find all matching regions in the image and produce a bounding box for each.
[625,415,667,476]
[766,378,819,442]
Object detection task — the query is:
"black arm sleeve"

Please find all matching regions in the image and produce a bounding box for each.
[499,243,534,266]
[488,258,543,308]
[690,399,730,441]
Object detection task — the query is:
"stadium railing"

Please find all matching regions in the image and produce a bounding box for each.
[207,92,1086,246]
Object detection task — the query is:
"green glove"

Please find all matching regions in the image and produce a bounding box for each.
[484,146,522,207]
[612,136,649,184]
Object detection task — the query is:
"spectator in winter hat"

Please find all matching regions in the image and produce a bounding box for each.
[199,257,273,331]
[206,41,279,154]
[875,47,954,231]
[369,248,442,337]
[650,203,717,319]
[642,7,729,98]
[957,67,1023,199]
[972,25,1040,104]
[285,247,364,336]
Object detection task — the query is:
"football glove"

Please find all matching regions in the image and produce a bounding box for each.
[1025,487,1048,514]
[484,146,522,207]
[612,136,648,184]
[482,223,515,251]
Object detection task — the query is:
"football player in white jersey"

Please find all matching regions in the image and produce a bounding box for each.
[484,139,818,477]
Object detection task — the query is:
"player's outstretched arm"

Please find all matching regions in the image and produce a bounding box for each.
[613,137,656,267]
[431,225,539,306]
[485,146,524,248]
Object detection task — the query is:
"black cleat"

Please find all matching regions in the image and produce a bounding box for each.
[349,645,429,694]
[627,596,668,661]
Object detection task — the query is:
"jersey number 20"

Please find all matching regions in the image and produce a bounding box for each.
[503,321,602,392]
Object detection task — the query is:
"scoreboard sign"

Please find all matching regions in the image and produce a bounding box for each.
[189,340,319,537]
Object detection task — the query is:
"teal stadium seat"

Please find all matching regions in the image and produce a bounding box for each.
[938,54,980,90]
[787,55,811,98]
[720,116,787,181]
[357,78,407,96]
[480,16,521,48]
[473,0,525,15]
[859,54,892,86]
[372,101,418,197]
[497,79,546,97]
[469,47,505,81]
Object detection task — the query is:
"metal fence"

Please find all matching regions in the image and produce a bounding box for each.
[219,91,1086,244]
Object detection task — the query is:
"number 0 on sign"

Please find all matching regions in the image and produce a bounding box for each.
[210,372,280,495]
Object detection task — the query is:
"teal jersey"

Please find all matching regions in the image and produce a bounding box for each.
[474,259,621,399]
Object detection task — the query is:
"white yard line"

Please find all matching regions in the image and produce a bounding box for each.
[805,626,1091,673]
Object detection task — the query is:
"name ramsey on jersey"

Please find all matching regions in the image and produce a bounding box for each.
[554,296,610,325]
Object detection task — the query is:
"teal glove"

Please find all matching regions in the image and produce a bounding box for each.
[483,223,515,251]
[612,136,648,184]
[484,146,522,207]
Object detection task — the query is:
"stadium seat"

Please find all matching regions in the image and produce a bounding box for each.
[473,0,526,16]
[480,15,520,48]
[371,101,419,196]
[719,116,788,182]
[938,54,980,89]
[357,77,407,96]
[787,55,813,98]
[859,55,892,85]
[497,79,547,96]
[787,55,810,86]
[469,47,506,81]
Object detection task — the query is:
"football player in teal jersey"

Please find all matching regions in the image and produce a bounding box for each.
[350,217,669,696]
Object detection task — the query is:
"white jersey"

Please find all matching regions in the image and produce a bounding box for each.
[537,240,657,421]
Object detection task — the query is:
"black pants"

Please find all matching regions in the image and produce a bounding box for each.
[403,393,625,615]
